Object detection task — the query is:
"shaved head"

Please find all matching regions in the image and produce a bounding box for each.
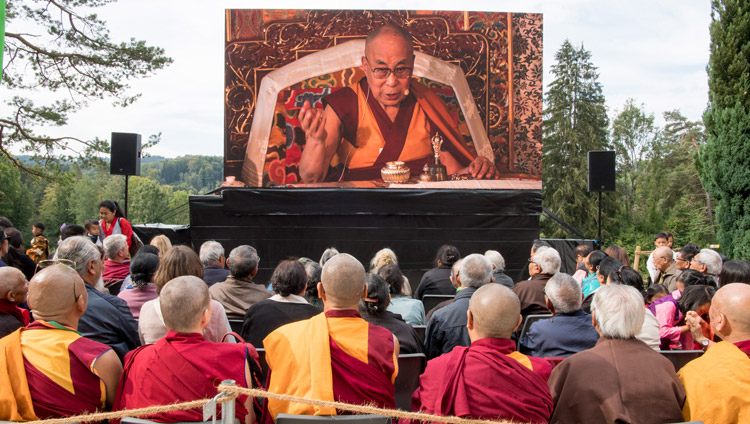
[0,267,28,304]
[712,283,750,336]
[160,276,211,333]
[321,253,366,307]
[469,284,521,339]
[28,264,86,321]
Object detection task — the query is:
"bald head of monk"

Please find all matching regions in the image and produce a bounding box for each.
[709,282,750,343]
[319,253,366,310]
[0,267,28,305]
[160,275,212,334]
[467,283,522,341]
[27,264,87,327]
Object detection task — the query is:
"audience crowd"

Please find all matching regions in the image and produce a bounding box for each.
[3,213,750,424]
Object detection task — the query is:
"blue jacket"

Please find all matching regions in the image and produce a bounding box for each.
[519,309,599,357]
[78,284,140,360]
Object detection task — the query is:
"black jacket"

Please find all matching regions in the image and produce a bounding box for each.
[415,265,454,300]
[424,287,477,359]
[78,284,140,360]
[203,265,231,287]
[362,310,424,354]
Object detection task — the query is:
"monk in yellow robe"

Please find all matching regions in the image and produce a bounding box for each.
[0,264,122,421]
[298,24,498,183]
[678,283,750,424]
[262,253,399,423]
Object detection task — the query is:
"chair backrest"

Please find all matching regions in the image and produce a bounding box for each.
[394,353,426,411]
[275,414,392,424]
[228,319,243,334]
[516,314,553,350]
[421,294,455,316]
[660,350,703,372]
[411,325,426,345]
[255,347,269,382]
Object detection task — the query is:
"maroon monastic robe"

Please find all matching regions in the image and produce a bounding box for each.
[114,331,259,423]
[405,338,553,424]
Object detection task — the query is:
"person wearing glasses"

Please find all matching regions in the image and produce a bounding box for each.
[298,24,498,183]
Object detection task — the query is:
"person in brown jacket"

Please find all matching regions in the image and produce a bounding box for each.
[548,284,685,424]
[209,245,271,319]
[513,246,560,319]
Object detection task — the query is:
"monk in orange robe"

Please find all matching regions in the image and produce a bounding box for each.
[406,284,552,424]
[678,283,750,424]
[298,24,498,183]
[262,253,399,423]
[0,264,122,421]
[114,276,261,424]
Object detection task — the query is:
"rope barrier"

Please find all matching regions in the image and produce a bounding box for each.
[21,396,236,424]
[20,384,530,424]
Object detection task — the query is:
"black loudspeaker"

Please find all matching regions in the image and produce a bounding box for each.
[587,151,615,192]
[110,132,141,176]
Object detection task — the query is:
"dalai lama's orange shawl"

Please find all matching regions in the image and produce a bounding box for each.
[324,78,476,181]
[263,310,397,420]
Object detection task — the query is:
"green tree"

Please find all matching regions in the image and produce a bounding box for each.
[0,156,33,230]
[699,0,750,259]
[610,99,658,222]
[541,40,611,240]
[1,0,172,176]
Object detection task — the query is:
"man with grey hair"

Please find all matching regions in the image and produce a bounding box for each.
[514,246,560,319]
[410,284,553,424]
[519,273,599,357]
[102,233,130,288]
[209,245,270,319]
[691,248,723,285]
[424,253,493,359]
[548,284,686,423]
[55,236,139,360]
[653,245,679,291]
[484,250,514,289]
[264,254,398,420]
[199,240,230,286]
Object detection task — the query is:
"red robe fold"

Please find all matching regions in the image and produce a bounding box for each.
[114,331,257,423]
[406,338,552,424]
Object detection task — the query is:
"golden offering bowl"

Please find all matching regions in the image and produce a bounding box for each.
[380,161,410,184]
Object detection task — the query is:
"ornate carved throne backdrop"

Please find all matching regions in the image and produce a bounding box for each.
[225,10,542,186]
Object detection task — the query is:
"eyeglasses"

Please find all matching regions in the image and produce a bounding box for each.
[37,259,79,303]
[364,58,412,79]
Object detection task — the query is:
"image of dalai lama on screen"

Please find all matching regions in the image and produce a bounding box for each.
[297,25,499,183]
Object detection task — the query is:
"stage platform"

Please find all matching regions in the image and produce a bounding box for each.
[189,187,542,286]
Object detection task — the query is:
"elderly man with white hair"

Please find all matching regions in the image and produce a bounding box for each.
[519,273,599,357]
[199,240,230,286]
[209,245,271,319]
[102,233,130,288]
[424,253,493,359]
[55,236,139,360]
[548,284,686,424]
[484,249,514,289]
[690,248,723,285]
[514,246,560,319]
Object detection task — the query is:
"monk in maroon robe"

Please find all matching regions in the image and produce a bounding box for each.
[297,24,498,183]
[115,276,261,424]
[262,254,398,423]
[406,284,552,424]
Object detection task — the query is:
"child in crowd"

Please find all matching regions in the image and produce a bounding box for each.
[26,222,49,264]
[645,284,669,306]
[84,219,100,244]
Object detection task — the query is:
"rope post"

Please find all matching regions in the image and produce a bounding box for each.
[220,379,235,424]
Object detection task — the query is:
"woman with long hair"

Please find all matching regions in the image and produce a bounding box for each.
[98,200,134,250]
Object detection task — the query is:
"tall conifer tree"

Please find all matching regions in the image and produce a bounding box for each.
[700,0,750,259]
[542,40,611,239]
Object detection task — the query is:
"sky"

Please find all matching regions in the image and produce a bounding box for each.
[11,0,712,158]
